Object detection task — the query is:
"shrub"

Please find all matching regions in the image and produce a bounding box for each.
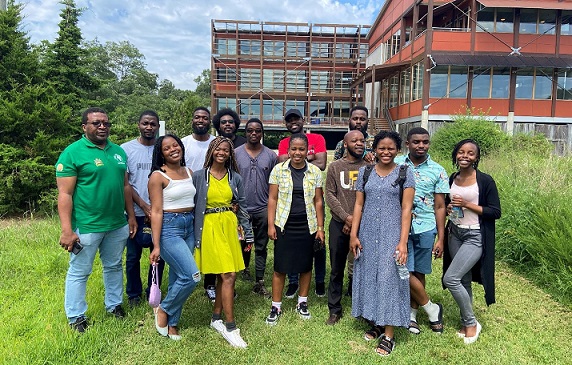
[431,109,509,161]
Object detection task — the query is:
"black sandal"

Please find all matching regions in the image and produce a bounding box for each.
[429,303,444,334]
[408,320,421,334]
[364,325,385,341]
[375,335,395,356]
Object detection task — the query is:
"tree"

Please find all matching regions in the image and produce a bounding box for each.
[41,0,97,111]
[194,69,211,103]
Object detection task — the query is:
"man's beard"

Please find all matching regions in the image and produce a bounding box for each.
[193,124,210,135]
[347,148,363,159]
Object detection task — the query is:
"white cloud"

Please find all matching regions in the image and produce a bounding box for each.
[16,0,384,90]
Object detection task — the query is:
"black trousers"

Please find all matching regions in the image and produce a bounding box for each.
[327,219,350,315]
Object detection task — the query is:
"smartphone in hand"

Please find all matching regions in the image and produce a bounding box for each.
[71,241,83,255]
[354,247,361,260]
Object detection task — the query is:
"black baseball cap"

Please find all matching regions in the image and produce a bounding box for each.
[284,109,303,121]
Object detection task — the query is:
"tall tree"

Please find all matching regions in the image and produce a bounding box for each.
[42,0,97,111]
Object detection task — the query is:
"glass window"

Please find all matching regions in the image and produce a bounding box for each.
[309,100,327,117]
[311,43,330,58]
[263,69,285,91]
[534,68,553,100]
[285,70,306,92]
[332,101,350,117]
[238,99,260,119]
[216,68,237,83]
[335,43,351,59]
[491,67,510,98]
[381,79,389,109]
[240,40,261,55]
[557,69,572,100]
[333,71,352,93]
[285,100,305,115]
[496,9,514,33]
[240,69,261,91]
[476,7,494,32]
[389,74,399,107]
[449,66,467,98]
[519,9,537,34]
[538,10,556,35]
[471,67,491,98]
[263,41,284,57]
[400,69,411,104]
[359,44,368,60]
[216,39,237,55]
[310,71,329,92]
[412,62,424,101]
[262,99,284,120]
[287,42,307,57]
[217,97,237,111]
[562,11,572,35]
[390,30,401,57]
[430,66,449,98]
[516,68,534,99]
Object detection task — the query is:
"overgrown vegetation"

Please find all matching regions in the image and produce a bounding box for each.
[431,112,572,307]
[0,1,209,216]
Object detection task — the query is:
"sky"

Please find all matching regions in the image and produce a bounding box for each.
[15,0,383,90]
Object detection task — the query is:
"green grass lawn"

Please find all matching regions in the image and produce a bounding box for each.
[1,217,570,365]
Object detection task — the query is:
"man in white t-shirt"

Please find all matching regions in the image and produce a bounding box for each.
[181,106,216,301]
[121,110,165,306]
[181,107,215,172]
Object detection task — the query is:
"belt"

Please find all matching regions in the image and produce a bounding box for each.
[454,223,480,230]
[204,206,233,214]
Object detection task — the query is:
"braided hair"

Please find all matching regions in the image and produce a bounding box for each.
[451,138,481,169]
[203,136,239,173]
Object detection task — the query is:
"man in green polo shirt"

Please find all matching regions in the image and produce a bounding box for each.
[56,107,137,333]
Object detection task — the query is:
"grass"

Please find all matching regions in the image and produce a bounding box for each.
[1,217,571,365]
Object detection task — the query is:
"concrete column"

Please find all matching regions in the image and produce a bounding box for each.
[421,110,429,130]
[506,112,514,136]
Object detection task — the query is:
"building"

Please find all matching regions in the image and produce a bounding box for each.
[353,0,572,153]
[211,20,370,139]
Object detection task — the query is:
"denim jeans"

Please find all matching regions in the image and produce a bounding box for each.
[406,228,437,274]
[126,216,165,299]
[65,224,129,323]
[159,211,200,327]
[443,224,482,327]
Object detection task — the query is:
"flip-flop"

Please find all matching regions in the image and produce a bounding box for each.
[429,303,444,334]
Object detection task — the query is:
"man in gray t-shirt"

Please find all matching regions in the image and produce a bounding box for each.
[235,118,277,297]
[121,110,164,306]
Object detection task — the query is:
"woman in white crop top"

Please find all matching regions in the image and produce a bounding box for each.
[148,134,200,341]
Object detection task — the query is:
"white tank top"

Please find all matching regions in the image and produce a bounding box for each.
[154,168,196,210]
[450,181,479,225]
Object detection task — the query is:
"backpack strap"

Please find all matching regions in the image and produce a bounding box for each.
[391,164,409,205]
[361,165,374,191]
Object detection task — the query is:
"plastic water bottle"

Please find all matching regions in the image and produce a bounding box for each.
[395,251,409,280]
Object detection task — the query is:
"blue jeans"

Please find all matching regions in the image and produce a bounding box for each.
[126,216,165,299]
[159,211,200,327]
[443,224,482,327]
[406,228,437,274]
[65,224,129,323]
[287,246,326,286]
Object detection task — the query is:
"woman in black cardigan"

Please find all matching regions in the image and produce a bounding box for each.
[442,139,501,345]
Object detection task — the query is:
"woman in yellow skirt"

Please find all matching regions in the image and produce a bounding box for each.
[193,136,253,348]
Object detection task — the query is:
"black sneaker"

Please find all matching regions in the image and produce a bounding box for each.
[128,296,142,307]
[70,317,89,333]
[241,269,253,282]
[296,301,311,320]
[205,285,216,303]
[253,280,271,298]
[315,282,326,297]
[285,283,298,299]
[265,306,282,325]
[110,305,126,319]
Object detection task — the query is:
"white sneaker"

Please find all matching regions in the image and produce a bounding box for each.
[210,319,225,334]
[222,328,248,348]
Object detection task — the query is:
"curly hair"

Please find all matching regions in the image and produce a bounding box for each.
[203,136,239,172]
[212,108,240,133]
[149,134,186,176]
[372,130,402,151]
[451,139,481,169]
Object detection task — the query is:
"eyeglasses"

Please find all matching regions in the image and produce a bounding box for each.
[85,121,112,128]
[220,119,235,125]
[246,129,262,134]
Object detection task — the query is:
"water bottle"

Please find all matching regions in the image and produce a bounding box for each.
[395,251,409,280]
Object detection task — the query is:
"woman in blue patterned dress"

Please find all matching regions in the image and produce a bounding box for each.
[350,130,415,356]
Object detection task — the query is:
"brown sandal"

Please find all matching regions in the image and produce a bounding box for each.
[375,335,395,356]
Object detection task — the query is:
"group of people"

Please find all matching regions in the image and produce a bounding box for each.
[56,105,500,355]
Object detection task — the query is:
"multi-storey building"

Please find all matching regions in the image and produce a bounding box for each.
[353,0,572,153]
[211,20,370,136]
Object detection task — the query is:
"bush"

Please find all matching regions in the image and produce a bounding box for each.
[431,109,509,161]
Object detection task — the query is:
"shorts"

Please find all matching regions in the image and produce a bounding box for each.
[406,228,437,274]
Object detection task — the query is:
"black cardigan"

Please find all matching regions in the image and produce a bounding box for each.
[442,170,501,306]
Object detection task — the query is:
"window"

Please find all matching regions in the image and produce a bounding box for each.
[516,68,534,99]
[412,62,424,101]
[429,66,467,98]
[332,101,350,117]
[400,69,411,104]
[390,30,401,57]
[476,7,494,32]
[311,43,330,58]
[239,40,261,55]
[496,9,514,33]
[309,101,327,117]
[287,42,307,57]
[335,43,351,59]
[285,70,306,92]
[216,39,237,55]
[449,66,467,98]
[472,67,492,98]
[429,66,448,98]
[310,71,329,92]
[333,72,352,93]
[389,74,399,107]
[491,67,510,98]
[216,68,237,83]
[263,41,284,57]
[238,99,260,119]
[535,68,553,100]
[477,7,513,33]
[519,9,537,34]
[557,69,572,100]
[562,11,572,35]
[285,100,305,115]
[217,97,236,111]
[359,44,368,60]
[240,69,261,91]
[538,10,556,35]
[263,69,285,91]
[262,99,284,120]
[381,79,389,109]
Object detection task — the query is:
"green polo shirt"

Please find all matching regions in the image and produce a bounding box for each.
[55,136,128,233]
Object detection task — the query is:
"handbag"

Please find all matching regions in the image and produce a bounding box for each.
[148,263,161,308]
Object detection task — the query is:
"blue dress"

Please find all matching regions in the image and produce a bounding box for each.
[351,164,415,328]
